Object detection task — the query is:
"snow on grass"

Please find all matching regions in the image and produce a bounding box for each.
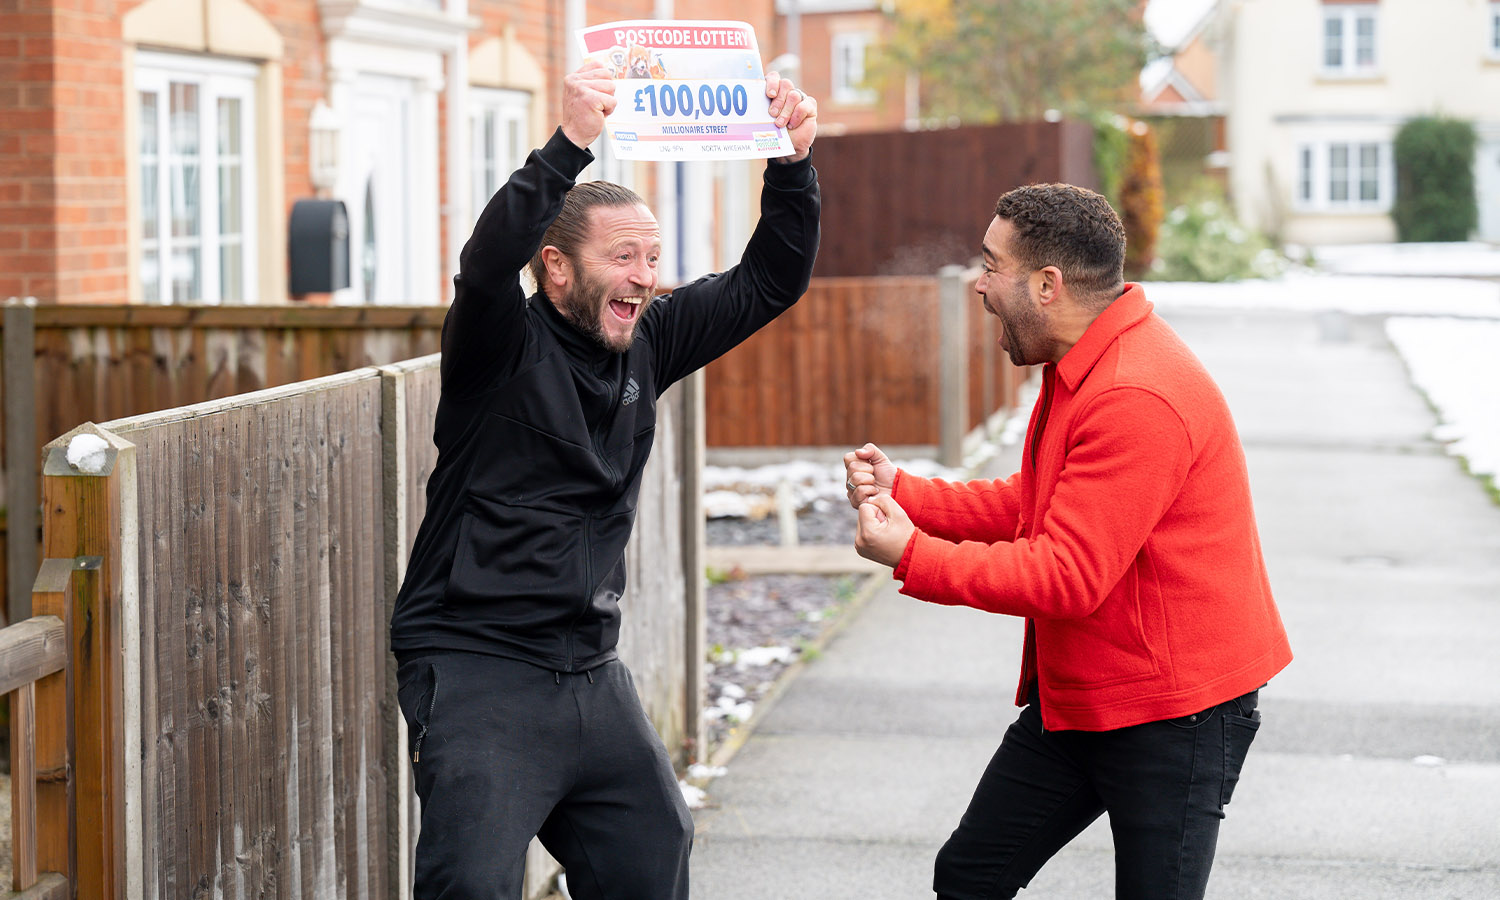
[1385,317,1500,483]
[1143,270,1500,318]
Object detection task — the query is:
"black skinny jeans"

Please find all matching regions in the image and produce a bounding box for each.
[935,690,1261,900]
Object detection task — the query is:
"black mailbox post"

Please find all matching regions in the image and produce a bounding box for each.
[288,198,350,294]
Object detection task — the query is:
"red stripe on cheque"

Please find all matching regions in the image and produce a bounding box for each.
[583,25,752,54]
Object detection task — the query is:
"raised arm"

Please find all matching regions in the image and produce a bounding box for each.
[440,62,612,393]
[641,75,821,386]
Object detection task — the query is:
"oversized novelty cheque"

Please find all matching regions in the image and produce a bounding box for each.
[576,20,796,161]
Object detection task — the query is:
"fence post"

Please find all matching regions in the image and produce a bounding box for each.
[678,369,707,761]
[5,300,39,626]
[379,363,414,900]
[938,266,970,468]
[29,557,76,894]
[41,424,135,900]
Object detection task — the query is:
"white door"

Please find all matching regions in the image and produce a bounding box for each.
[349,75,417,303]
[1478,139,1500,242]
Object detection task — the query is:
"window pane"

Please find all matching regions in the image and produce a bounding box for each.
[171,245,201,303]
[1299,147,1313,202]
[218,97,241,156]
[1355,15,1376,67]
[171,162,200,238]
[140,91,159,157]
[1359,143,1379,201]
[1492,8,1499,51]
[170,82,199,155]
[1329,145,1349,202]
[219,162,241,236]
[220,242,243,302]
[1324,17,1344,68]
[141,249,160,303]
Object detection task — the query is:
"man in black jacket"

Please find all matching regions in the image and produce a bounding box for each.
[390,59,820,899]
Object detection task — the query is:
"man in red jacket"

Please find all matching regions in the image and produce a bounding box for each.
[846,183,1292,900]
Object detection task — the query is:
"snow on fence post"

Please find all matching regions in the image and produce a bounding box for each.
[40,423,136,900]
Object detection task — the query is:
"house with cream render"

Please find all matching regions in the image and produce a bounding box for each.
[1215,0,1500,244]
[1,0,779,307]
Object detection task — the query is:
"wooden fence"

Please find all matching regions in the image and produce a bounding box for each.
[704,270,1033,460]
[1,304,447,628]
[808,120,1099,277]
[0,358,705,900]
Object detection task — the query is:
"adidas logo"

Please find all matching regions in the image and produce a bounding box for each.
[621,376,640,407]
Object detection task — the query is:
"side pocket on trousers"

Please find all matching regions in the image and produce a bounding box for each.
[1221,710,1261,807]
[397,659,441,767]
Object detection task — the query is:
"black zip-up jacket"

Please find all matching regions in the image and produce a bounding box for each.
[390,128,820,672]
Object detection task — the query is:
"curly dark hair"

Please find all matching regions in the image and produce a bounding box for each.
[528,181,647,291]
[993,184,1126,305]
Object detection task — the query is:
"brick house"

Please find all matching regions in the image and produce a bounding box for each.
[1,0,791,307]
[770,0,908,135]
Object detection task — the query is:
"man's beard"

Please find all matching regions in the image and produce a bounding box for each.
[558,267,652,353]
[998,275,1048,367]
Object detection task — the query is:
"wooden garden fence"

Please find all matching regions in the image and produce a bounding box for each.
[0,358,706,900]
[703,267,1034,461]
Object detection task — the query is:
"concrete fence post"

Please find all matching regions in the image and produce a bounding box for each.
[938,265,970,468]
[679,369,707,762]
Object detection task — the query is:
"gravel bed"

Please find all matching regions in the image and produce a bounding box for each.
[705,502,857,547]
[702,571,859,753]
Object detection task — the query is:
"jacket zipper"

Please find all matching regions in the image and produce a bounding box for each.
[565,513,595,674]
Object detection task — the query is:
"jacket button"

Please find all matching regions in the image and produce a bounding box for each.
[1190,714,1198,721]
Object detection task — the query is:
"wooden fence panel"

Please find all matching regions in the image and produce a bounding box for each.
[100,371,391,899]
[809,120,1099,277]
[705,278,942,447]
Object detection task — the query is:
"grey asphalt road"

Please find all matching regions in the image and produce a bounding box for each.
[690,303,1500,898]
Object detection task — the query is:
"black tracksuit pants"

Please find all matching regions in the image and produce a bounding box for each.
[396,651,693,900]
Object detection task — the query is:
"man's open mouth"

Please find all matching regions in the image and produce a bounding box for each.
[608,297,645,322]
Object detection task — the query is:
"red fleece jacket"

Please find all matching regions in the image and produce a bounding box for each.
[892,286,1292,731]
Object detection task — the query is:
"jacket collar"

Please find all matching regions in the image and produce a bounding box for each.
[1056,284,1152,392]
[532,289,616,362]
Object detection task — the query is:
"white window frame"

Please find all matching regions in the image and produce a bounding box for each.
[468,88,531,222]
[1321,4,1379,76]
[1489,2,1500,59]
[1294,139,1392,212]
[136,52,258,304]
[831,31,877,105]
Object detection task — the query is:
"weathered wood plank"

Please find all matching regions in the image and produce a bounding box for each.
[10,681,38,891]
[28,558,71,883]
[0,616,64,695]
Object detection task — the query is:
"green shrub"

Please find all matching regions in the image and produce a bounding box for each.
[1393,117,1478,242]
[1092,113,1129,208]
[1150,200,1286,282]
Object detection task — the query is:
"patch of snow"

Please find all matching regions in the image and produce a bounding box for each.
[687,764,728,781]
[65,433,109,474]
[678,780,708,809]
[1385,317,1500,480]
[1411,755,1447,768]
[1302,242,1500,279]
[732,646,797,668]
[1143,271,1500,318]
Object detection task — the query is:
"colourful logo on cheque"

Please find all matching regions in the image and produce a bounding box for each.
[753,131,780,150]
